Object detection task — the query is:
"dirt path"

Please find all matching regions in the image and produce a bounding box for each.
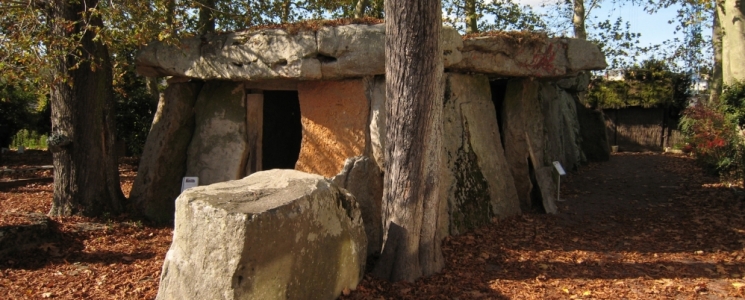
[344,153,745,299]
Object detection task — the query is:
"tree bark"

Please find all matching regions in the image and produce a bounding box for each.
[48,0,124,216]
[465,0,478,34]
[573,0,587,39]
[373,0,444,282]
[197,0,216,35]
[718,0,745,84]
[355,0,370,18]
[711,8,723,103]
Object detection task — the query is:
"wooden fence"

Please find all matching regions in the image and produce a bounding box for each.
[604,107,684,152]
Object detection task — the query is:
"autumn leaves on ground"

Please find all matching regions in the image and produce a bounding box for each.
[1,151,744,299]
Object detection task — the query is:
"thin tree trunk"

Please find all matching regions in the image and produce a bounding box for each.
[465,0,478,34]
[48,0,124,216]
[718,0,745,85]
[197,0,216,35]
[573,0,587,39]
[711,8,723,103]
[281,0,291,23]
[355,0,369,18]
[373,0,444,282]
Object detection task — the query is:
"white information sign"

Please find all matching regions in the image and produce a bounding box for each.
[181,177,199,193]
[553,161,566,176]
[553,161,566,202]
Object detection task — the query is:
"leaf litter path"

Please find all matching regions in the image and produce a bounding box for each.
[1,152,744,299]
[343,153,745,299]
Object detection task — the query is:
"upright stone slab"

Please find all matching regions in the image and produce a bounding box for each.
[441,74,521,235]
[131,81,201,224]
[156,170,367,300]
[296,80,368,178]
[558,90,584,169]
[502,79,557,214]
[365,76,386,171]
[186,81,247,185]
[332,156,383,256]
[537,82,583,171]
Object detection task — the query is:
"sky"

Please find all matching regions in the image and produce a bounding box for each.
[515,0,690,66]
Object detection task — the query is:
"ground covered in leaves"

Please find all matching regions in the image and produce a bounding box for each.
[1,151,744,299]
[343,153,745,299]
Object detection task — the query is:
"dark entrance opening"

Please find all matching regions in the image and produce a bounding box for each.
[489,79,509,150]
[262,90,302,170]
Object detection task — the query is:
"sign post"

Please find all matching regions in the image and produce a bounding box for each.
[553,161,566,202]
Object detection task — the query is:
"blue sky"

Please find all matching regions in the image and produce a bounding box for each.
[515,0,689,65]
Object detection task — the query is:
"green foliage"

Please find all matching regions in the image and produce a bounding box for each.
[0,83,42,148]
[443,0,546,33]
[113,49,158,157]
[10,129,48,150]
[719,81,745,129]
[680,81,745,180]
[587,59,692,109]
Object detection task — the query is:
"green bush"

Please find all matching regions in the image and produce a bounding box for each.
[681,81,745,180]
[587,59,692,110]
[0,84,39,148]
[10,129,47,150]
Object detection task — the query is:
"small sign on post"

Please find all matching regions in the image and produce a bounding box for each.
[553,161,566,202]
[181,177,199,193]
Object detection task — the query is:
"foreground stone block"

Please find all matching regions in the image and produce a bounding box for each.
[441,74,521,235]
[156,169,367,300]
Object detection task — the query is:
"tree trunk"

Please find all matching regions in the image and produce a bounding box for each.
[281,0,292,23]
[197,0,216,35]
[48,0,124,216]
[373,0,444,282]
[718,0,745,84]
[573,0,587,40]
[355,0,370,18]
[711,8,723,103]
[465,0,478,34]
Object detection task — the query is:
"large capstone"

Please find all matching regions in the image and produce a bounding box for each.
[440,74,521,235]
[137,25,605,81]
[156,169,367,300]
[449,36,606,78]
